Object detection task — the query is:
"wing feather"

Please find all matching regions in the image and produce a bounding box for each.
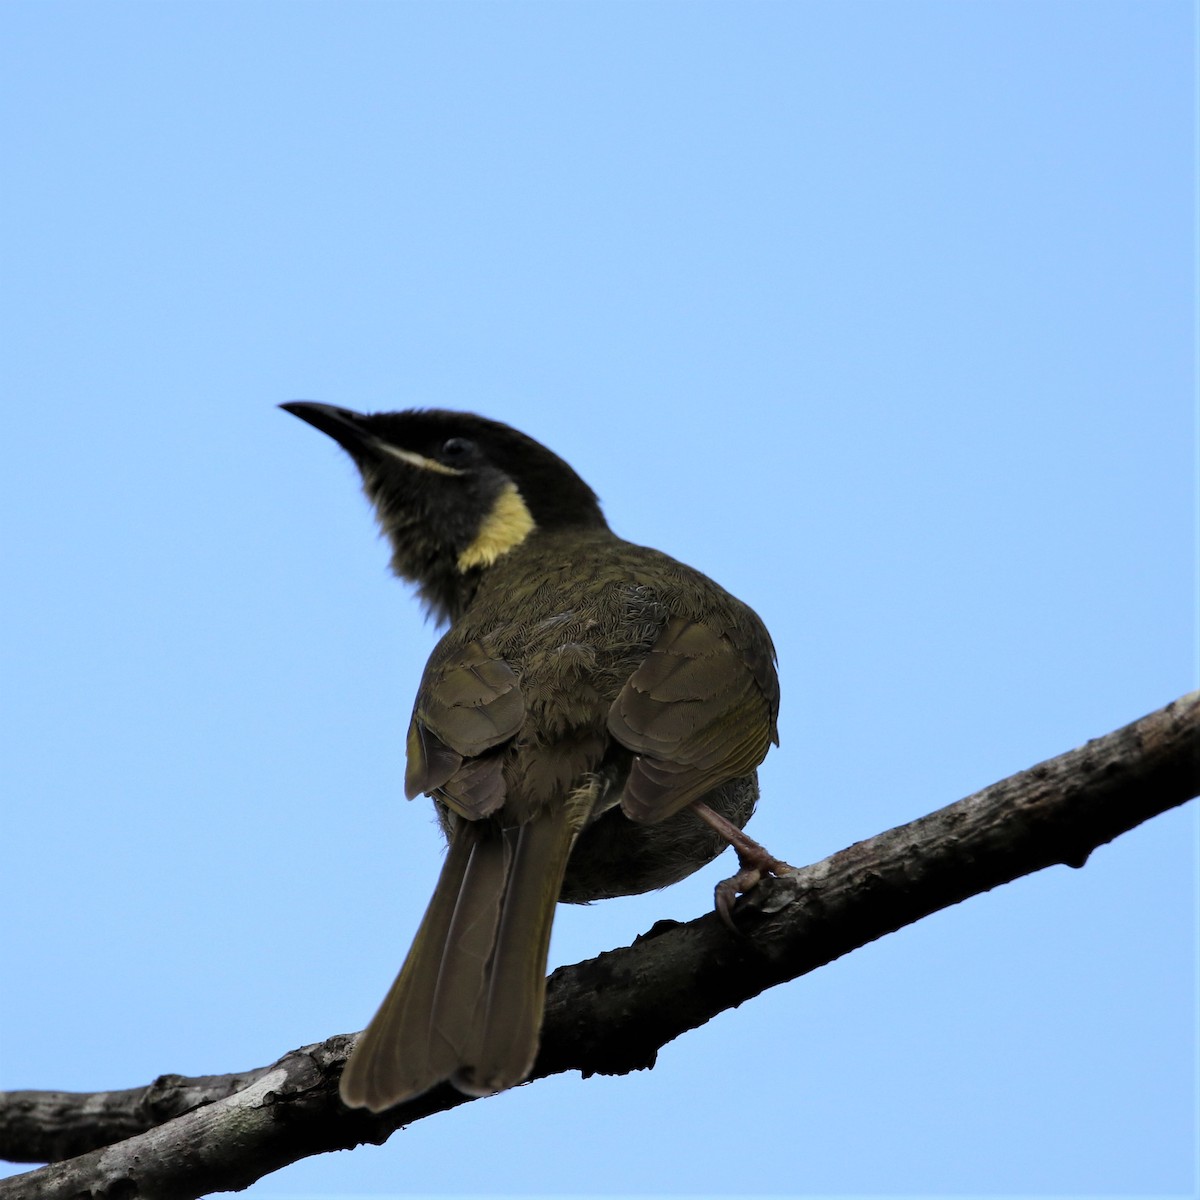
[405,638,525,818]
[608,615,777,824]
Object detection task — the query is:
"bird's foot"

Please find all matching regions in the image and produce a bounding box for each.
[690,801,795,932]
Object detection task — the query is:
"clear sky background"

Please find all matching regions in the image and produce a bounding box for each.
[1,2,1194,1197]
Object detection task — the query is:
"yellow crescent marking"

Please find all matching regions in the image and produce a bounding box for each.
[457,483,536,571]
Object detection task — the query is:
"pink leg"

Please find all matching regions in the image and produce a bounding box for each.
[690,801,794,931]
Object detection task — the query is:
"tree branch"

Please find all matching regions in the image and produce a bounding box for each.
[2,692,1197,1200]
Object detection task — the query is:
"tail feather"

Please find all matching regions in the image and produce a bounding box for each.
[339,805,578,1112]
[339,826,480,1110]
[428,827,514,1068]
[454,806,578,1096]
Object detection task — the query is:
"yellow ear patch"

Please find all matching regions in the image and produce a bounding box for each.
[457,483,536,571]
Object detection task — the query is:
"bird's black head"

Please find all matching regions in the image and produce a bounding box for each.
[281,403,608,622]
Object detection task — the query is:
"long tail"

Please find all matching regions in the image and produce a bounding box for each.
[339,803,578,1112]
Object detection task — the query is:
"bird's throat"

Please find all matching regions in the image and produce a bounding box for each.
[457,483,537,572]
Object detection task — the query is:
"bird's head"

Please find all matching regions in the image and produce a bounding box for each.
[281,403,608,622]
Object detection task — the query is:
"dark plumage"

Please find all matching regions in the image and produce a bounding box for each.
[281,402,781,1109]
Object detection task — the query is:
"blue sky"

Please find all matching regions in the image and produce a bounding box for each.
[1,2,1194,1196]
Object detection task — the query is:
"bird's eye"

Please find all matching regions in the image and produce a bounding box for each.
[440,437,475,462]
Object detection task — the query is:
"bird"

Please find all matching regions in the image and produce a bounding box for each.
[280,402,783,1111]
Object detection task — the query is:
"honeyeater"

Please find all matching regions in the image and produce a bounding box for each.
[281,403,782,1111]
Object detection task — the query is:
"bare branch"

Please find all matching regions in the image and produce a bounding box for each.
[2,691,1196,1200]
[0,1069,274,1167]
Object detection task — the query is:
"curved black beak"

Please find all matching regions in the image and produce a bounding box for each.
[279,401,375,458]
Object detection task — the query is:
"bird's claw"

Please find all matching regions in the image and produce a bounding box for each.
[714,849,793,933]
